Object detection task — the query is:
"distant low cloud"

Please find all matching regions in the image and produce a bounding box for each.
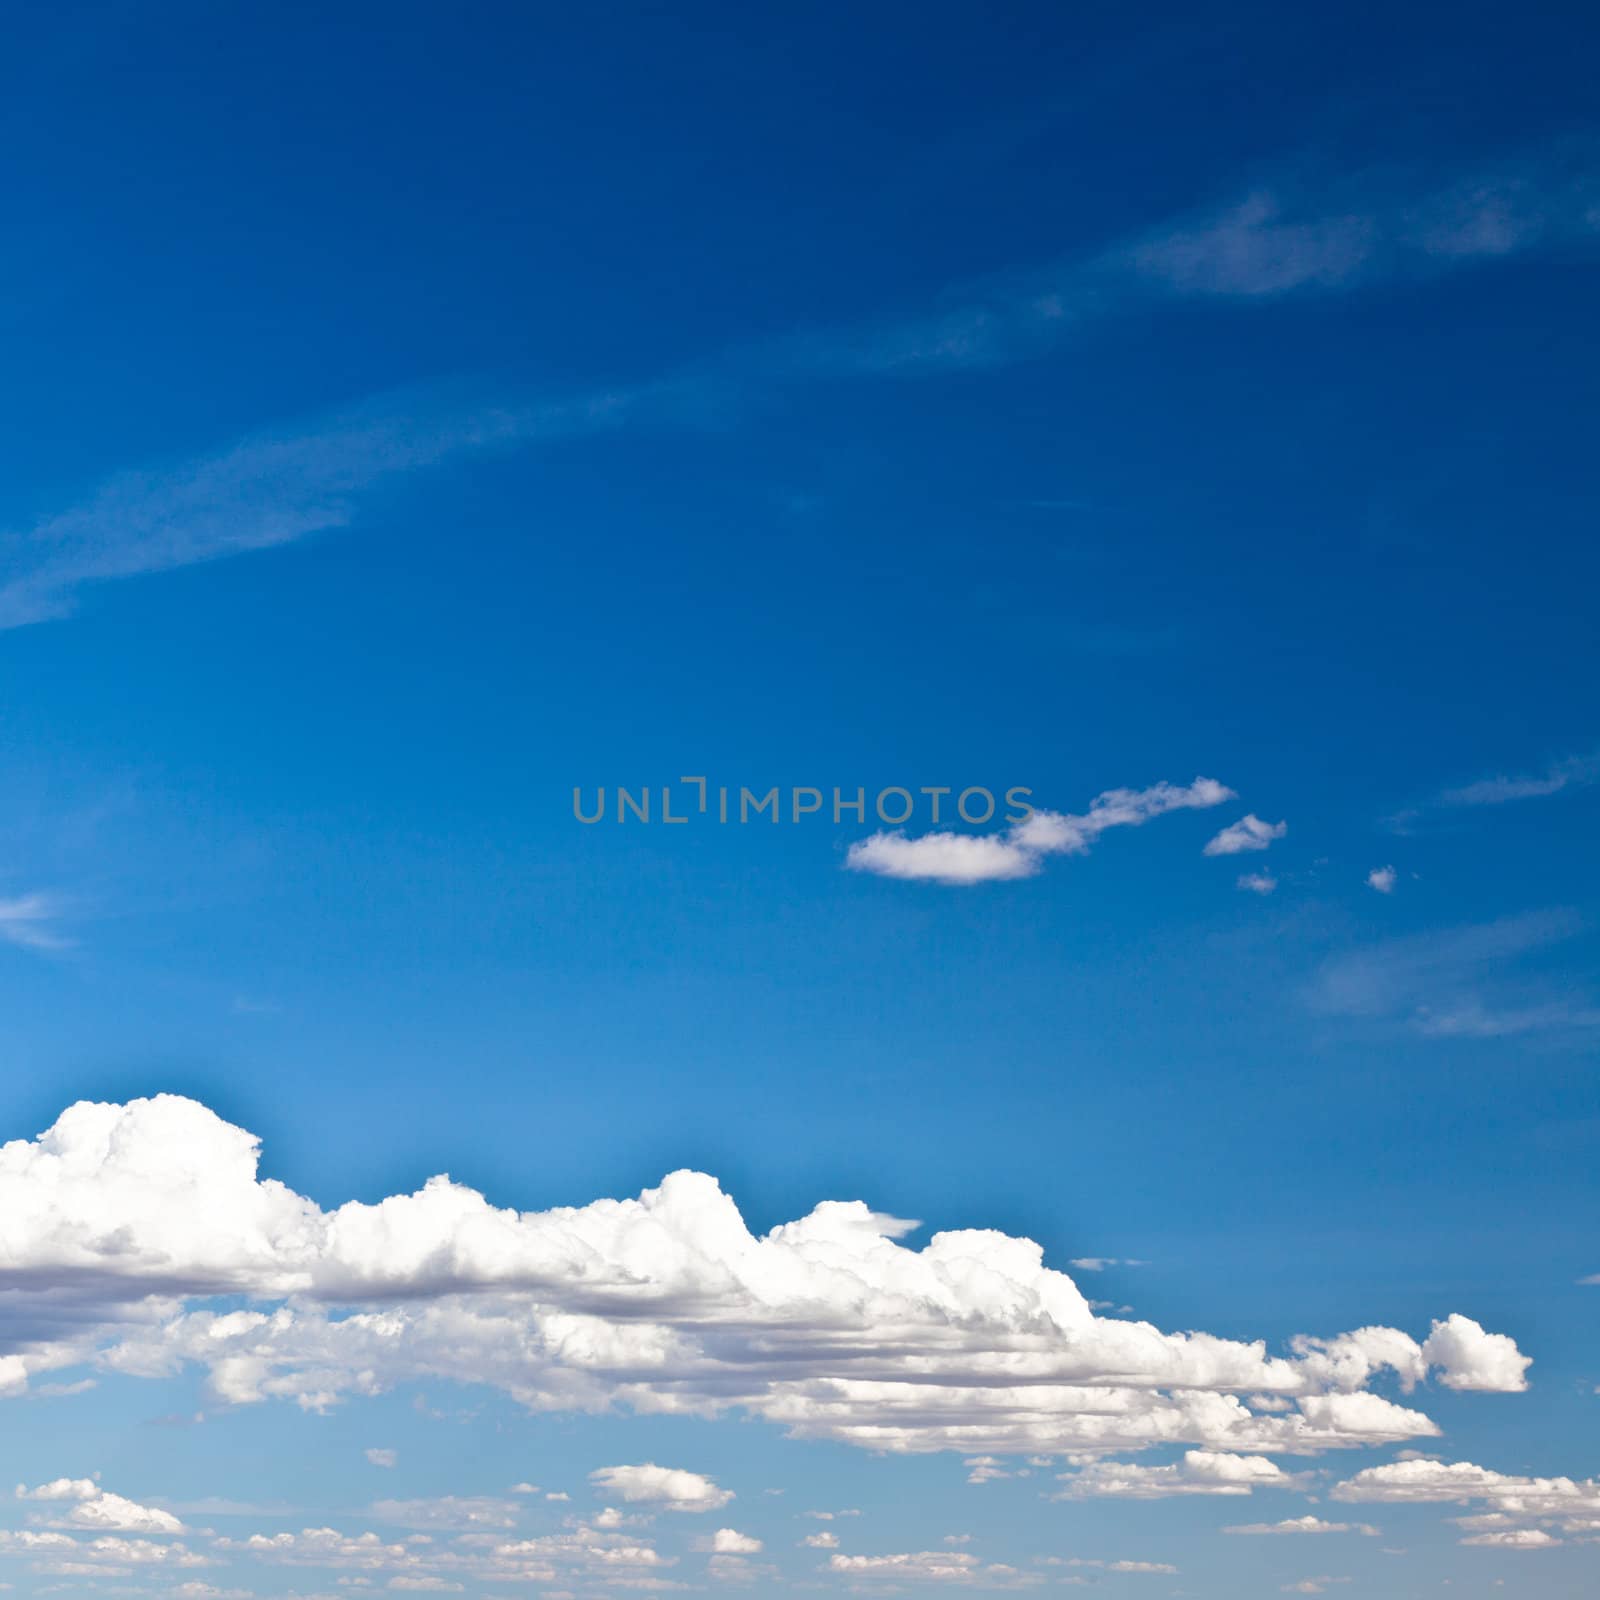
[1332,1456,1600,1548]
[1238,872,1278,895]
[1204,815,1288,856]
[1223,1517,1379,1537]
[1366,866,1397,895]
[847,777,1233,886]
[364,1448,397,1469]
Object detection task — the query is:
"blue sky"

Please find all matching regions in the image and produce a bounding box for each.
[2,2,1599,1596]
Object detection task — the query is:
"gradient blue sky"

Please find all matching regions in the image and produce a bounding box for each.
[2,3,1599,1597]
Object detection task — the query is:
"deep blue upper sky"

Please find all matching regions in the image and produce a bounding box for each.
[0,4,1598,1595]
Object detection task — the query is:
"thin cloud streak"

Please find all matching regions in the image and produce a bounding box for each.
[1310,909,1600,1039]
[0,382,693,630]
[0,892,72,952]
[4,141,1595,628]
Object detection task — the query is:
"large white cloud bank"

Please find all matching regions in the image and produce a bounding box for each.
[0,1096,1529,1459]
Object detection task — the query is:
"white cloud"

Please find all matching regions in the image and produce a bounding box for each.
[1055,1450,1294,1499]
[1331,1457,1600,1547]
[588,1466,732,1514]
[16,1478,185,1535]
[1366,866,1397,895]
[1223,1517,1378,1536]
[1203,815,1288,857]
[1238,872,1278,895]
[694,1530,761,1554]
[844,830,1039,885]
[800,1531,838,1548]
[826,1550,1034,1586]
[847,778,1234,886]
[0,1095,1527,1467]
[364,1450,397,1469]
[1462,1528,1559,1548]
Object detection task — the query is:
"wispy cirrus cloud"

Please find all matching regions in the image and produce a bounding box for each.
[4,144,1594,630]
[1311,909,1600,1039]
[845,777,1233,885]
[0,891,72,952]
[0,382,689,630]
[1387,747,1600,831]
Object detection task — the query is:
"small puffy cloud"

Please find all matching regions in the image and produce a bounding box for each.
[1238,872,1278,895]
[1366,866,1397,894]
[847,777,1234,886]
[800,1531,838,1549]
[1203,815,1287,856]
[1461,1528,1559,1548]
[695,1529,761,1554]
[588,1465,732,1514]
[365,1450,397,1469]
[844,830,1037,885]
[1420,1314,1530,1392]
[16,1479,185,1535]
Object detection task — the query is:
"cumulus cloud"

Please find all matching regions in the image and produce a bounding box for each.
[588,1466,732,1514]
[1203,815,1287,857]
[0,1096,1528,1468]
[1055,1450,1295,1500]
[847,778,1234,886]
[695,1529,761,1554]
[1238,872,1278,895]
[365,1449,397,1469]
[16,1479,185,1535]
[1366,866,1397,895]
[1331,1457,1600,1547]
